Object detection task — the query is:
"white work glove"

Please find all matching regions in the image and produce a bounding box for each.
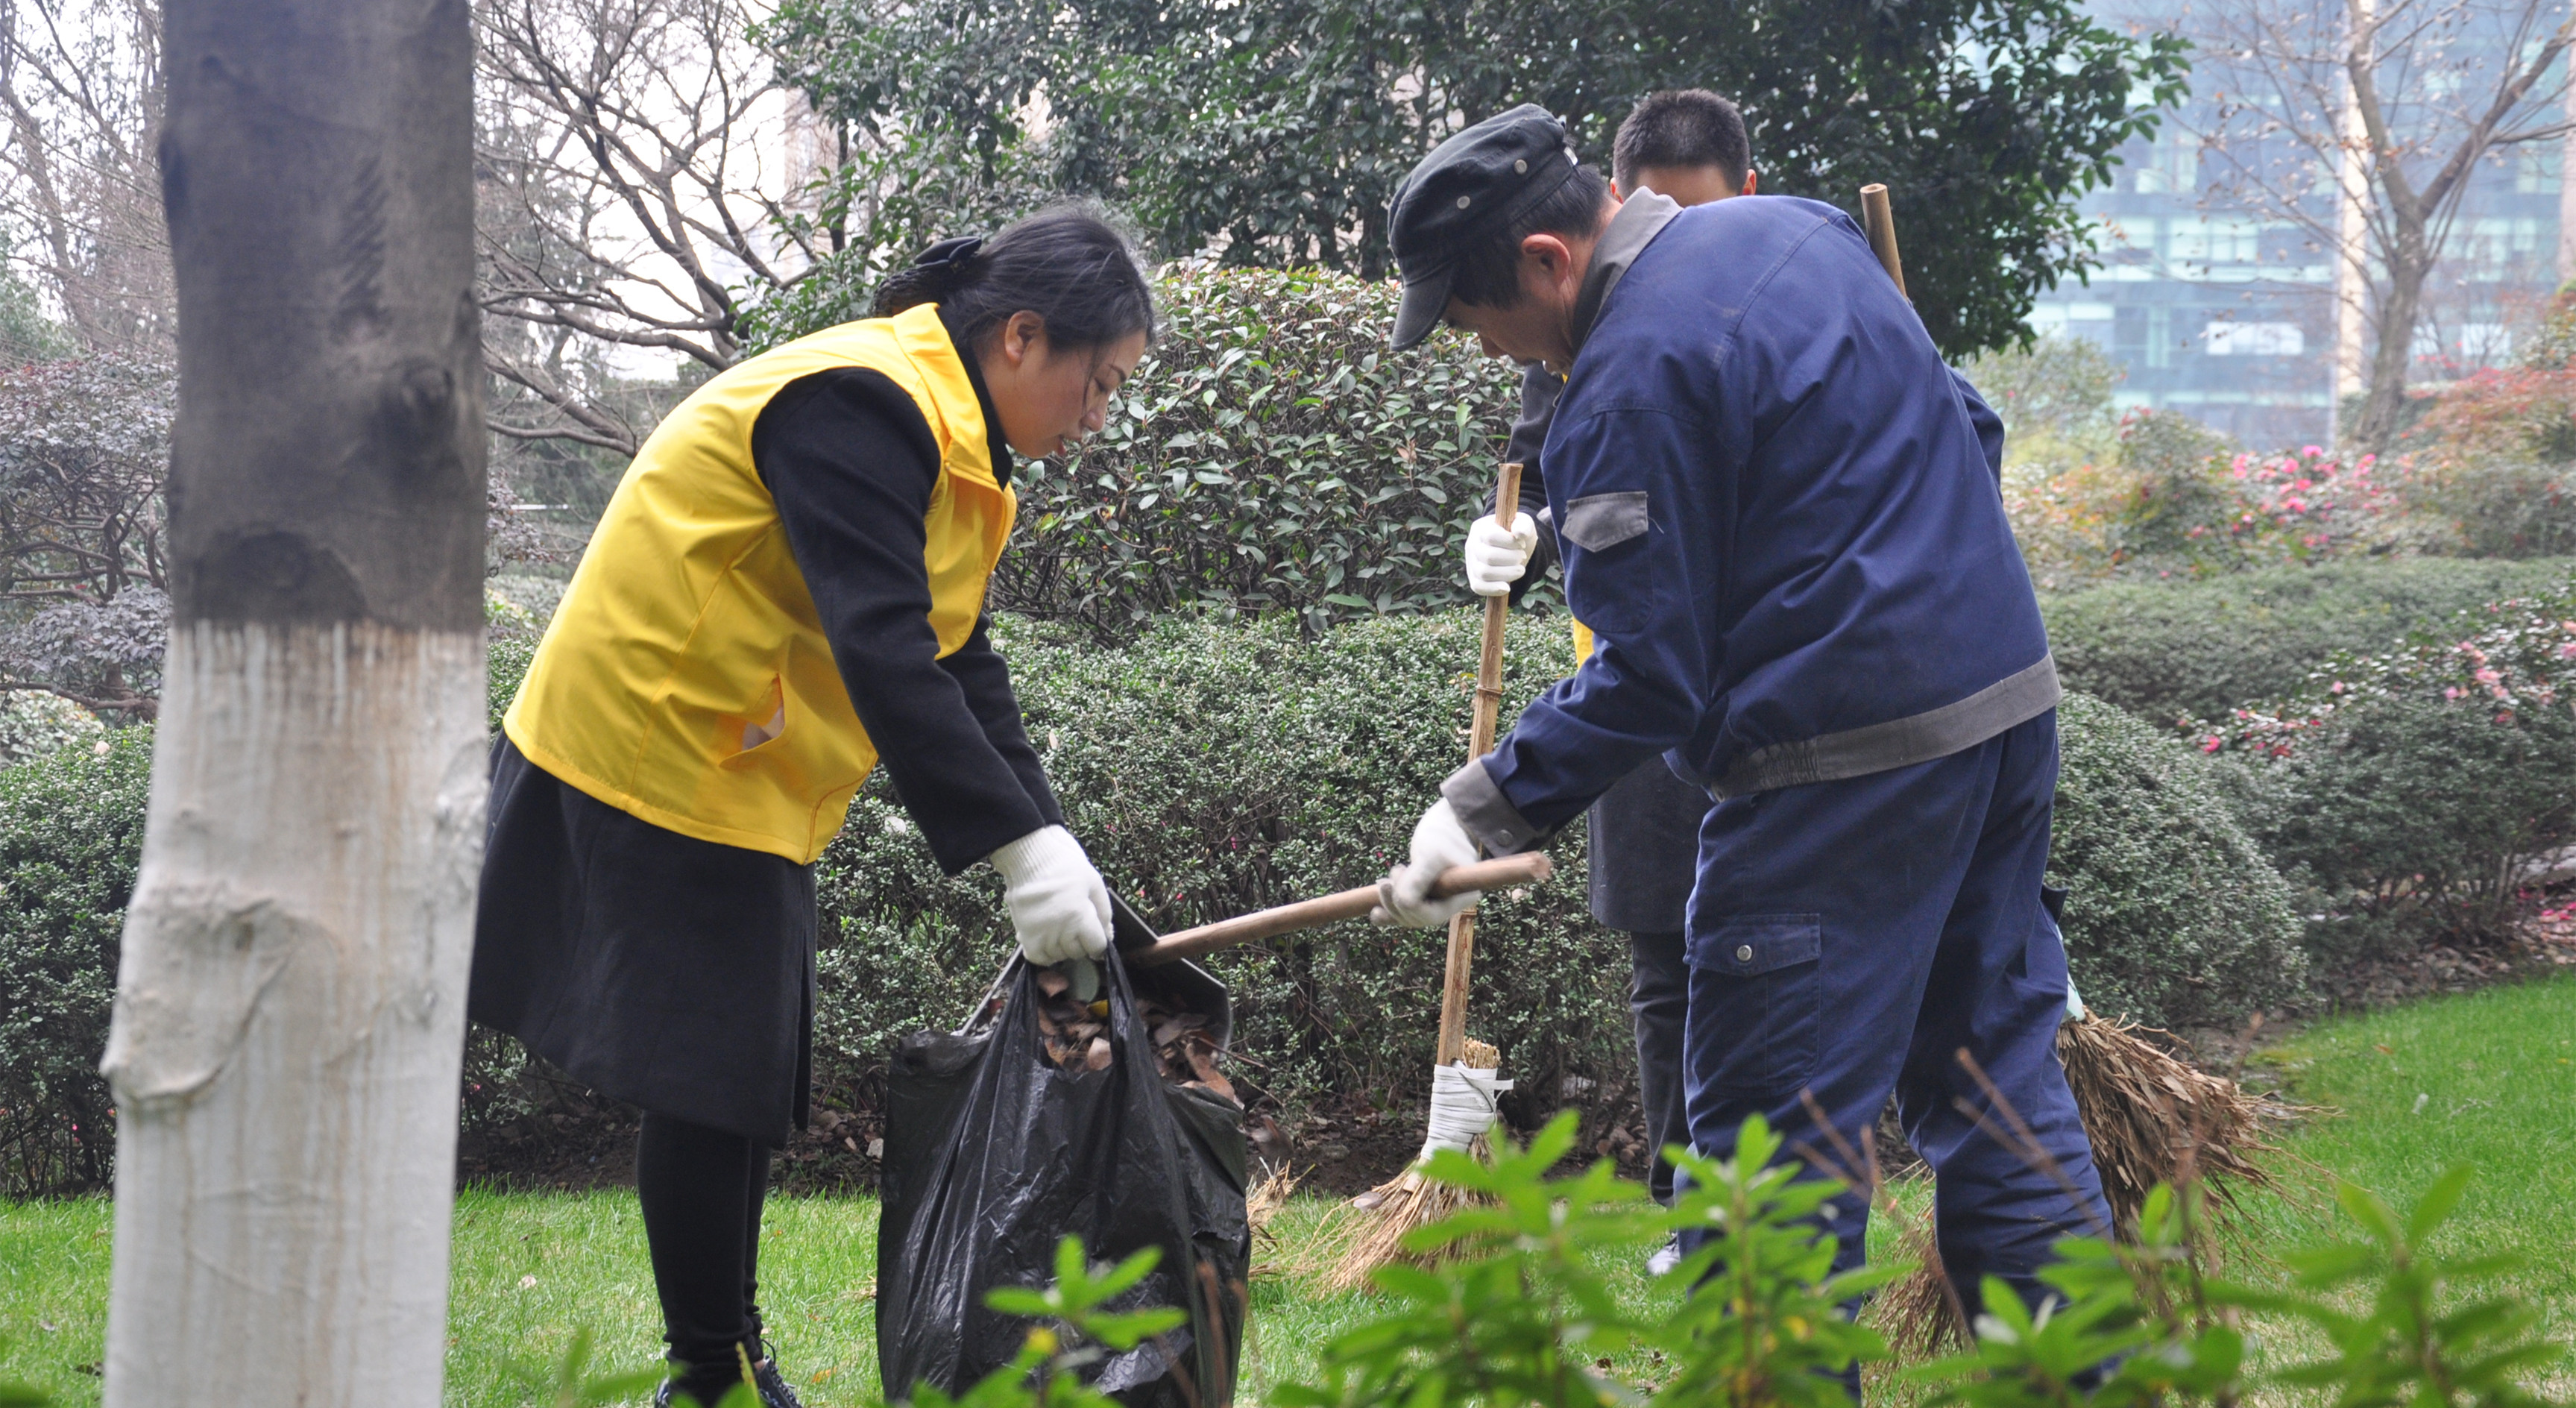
[1464,512,1539,597]
[990,826,1112,966]
[1372,799,1484,927]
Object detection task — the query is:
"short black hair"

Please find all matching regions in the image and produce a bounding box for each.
[1612,89,1751,191]
[1443,164,1613,310]
[873,202,1158,353]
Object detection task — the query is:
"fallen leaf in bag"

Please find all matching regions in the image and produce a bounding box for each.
[1031,984,1241,1106]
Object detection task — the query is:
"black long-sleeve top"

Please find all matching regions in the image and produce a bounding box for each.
[749,312,1061,875]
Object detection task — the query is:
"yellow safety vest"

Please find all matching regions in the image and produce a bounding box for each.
[505,304,1013,864]
[1570,617,1596,664]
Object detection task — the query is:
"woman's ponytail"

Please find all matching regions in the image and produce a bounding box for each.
[868,205,1156,354]
[870,236,988,318]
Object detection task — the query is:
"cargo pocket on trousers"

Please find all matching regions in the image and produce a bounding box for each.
[1686,915,1824,1097]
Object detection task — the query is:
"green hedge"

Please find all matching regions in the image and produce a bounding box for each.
[0,729,149,1197]
[2041,556,2576,726]
[2047,694,2308,1027]
[2203,573,2576,958]
[0,617,2314,1193]
[803,620,2305,1125]
[989,268,1531,638]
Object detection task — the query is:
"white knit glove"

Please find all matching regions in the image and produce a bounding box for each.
[1464,512,1539,597]
[990,826,1112,966]
[1372,799,1483,927]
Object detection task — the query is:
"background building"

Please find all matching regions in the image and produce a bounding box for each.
[2024,0,2571,450]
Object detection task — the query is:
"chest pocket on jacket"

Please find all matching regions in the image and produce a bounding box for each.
[1561,491,1650,550]
[1559,491,1656,636]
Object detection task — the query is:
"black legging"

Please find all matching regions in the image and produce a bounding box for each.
[637,1112,772,1383]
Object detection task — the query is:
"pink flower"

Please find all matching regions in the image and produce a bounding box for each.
[2201,735,2223,753]
[2302,444,2323,457]
[2557,642,2576,659]
[2446,686,2464,699]
[2477,667,2502,684]
[2330,680,2348,694]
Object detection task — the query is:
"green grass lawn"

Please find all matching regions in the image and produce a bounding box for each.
[7,972,2575,1405]
[2231,971,2576,1351]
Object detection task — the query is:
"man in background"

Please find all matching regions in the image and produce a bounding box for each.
[1461,89,1755,1273]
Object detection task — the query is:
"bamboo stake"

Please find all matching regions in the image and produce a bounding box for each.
[1436,459,1522,1063]
[1311,460,1526,1295]
[1859,183,1908,300]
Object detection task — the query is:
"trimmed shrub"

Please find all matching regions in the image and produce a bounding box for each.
[2042,556,2576,726]
[0,728,150,1196]
[2,619,2324,1189]
[989,267,1532,638]
[2201,573,2576,957]
[811,623,2309,1124]
[2047,694,2308,1028]
[810,613,1618,1128]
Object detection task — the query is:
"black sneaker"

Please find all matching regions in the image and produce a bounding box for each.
[750,1355,807,1408]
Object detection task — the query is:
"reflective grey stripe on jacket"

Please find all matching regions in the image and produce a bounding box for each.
[1698,653,2062,801]
[1441,653,2062,855]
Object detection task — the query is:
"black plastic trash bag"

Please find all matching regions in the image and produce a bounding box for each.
[877,899,1249,1407]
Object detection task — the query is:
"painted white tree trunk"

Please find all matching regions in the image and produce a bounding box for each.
[99,622,485,1404]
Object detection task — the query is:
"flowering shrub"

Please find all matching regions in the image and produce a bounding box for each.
[2006,411,2399,585]
[2217,444,2396,560]
[2196,578,2576,757]
[2197,572,2576,951]
[2043,556,2574,726]
[2381,291,2576,558]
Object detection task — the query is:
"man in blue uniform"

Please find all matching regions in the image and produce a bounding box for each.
[1376,104,2112,1322]
[1466,89,1758,1270]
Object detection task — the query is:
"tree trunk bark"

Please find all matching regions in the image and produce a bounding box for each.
[2356,216,2431,456]
[100,0,485,1403]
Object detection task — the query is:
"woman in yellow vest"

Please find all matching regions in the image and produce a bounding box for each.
[468,206,1155,1407]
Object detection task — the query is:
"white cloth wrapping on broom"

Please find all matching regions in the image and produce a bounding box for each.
[1418,1061,1514,1160]
[2064,980,2086,1025]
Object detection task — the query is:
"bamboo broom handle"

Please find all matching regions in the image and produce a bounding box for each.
[1859,183,1908,300]
[1129,852,1555,967]
[1434,460,1523,1065]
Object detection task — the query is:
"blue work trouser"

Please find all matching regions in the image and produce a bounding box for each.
[1681,708,2111,1319]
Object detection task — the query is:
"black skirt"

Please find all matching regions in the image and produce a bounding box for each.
[467,737,816,1144]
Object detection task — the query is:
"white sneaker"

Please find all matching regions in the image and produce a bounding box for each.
[1646,1235,1683,1277]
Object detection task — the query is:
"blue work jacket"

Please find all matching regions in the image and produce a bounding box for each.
[1444,194,2058,852]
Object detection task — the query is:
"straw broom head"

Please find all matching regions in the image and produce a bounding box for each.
[1872,1012,2289,1357]
[1307,1039,1503,1294]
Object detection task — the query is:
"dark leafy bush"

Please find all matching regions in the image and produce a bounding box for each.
[2202,573,2576,956]
[1,618,2338,1189]
[2047,694,2308,1029]
[0,727,149,1196]
[810,613,1617,1128]
[2043,556,2576,726]
[988,268,1533,638]
[814,623,2313,1121]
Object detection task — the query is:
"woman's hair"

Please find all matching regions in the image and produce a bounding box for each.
[872,204,1158,355]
